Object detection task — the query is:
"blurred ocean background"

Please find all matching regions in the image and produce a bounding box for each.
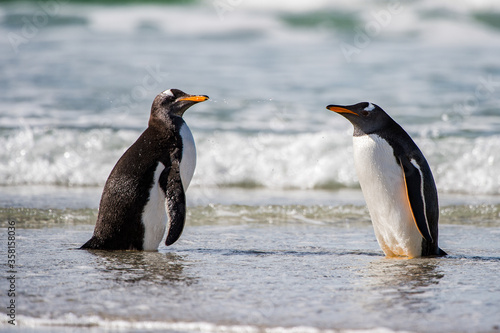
[1,0,500,332]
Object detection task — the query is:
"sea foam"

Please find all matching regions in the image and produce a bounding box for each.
[2,126,500,195]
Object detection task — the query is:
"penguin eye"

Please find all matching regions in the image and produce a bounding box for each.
[361,110,370,116]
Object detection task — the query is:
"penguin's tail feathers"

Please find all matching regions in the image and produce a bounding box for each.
[437,247,447,256]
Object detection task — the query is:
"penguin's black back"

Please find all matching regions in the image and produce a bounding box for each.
[377,119,441,256]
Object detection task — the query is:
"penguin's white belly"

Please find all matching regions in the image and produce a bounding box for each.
[142,162,168,251]
[353,134,422,257]
[179,123,196,190]
[141,124,195,251]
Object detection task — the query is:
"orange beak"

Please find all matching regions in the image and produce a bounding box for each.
[326,105,358,116]
[178,95,209,102]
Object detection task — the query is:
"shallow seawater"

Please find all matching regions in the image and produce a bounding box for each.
[2,190,500,333]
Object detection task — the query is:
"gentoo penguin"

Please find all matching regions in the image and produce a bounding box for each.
[327,102,446,258]
[81,89,208,251]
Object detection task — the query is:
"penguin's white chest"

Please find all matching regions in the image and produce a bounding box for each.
[140,123,196,251]
[353,134,422,257]
[141,162,168,251]
[179,122,196,190]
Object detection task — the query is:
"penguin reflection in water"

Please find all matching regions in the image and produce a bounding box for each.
[327,102,446,258]
[81,89,208,251]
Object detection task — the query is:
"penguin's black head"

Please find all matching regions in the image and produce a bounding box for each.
[151,88,209,119]
[327,102,392,135]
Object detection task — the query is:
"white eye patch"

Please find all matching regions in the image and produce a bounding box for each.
[364,103,375,112]
[161,89,174,97]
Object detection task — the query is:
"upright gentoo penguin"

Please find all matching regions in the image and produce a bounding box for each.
[81,89,208,251]
[327,102,446,258]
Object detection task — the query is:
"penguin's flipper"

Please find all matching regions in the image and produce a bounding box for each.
[400,157,433,243]
[159,160,186,246]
